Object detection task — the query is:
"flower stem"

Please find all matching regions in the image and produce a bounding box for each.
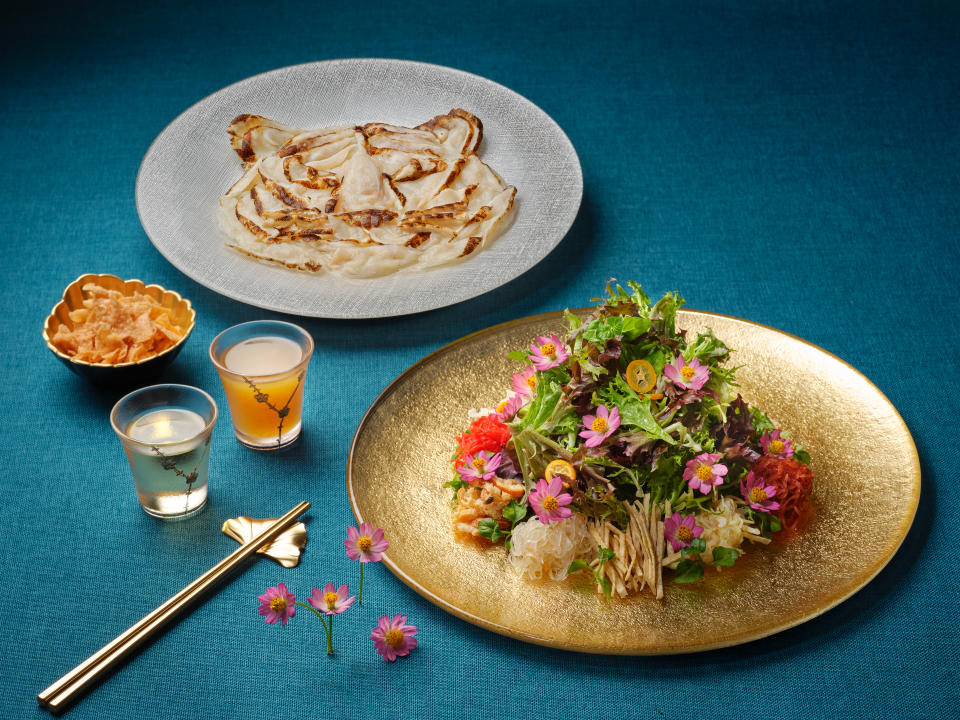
[359,563,364,604]
[295,602,334,656]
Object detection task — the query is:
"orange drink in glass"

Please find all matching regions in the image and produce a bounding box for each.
[209,321,314,450]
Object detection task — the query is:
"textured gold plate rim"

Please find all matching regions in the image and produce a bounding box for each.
[346,308,921,654]
[42,273,197,368]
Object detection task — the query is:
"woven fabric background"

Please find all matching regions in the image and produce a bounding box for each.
[2,1,956,718]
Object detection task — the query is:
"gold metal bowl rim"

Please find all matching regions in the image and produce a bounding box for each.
[346,306,921,654]
[42,273,197,368]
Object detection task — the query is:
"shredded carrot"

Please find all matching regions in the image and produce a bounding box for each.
[454,415,511,467]
[750,456,814,531]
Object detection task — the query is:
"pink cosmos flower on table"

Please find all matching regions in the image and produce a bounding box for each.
[529,476,573,524]
[683,452,728,494]
[344,522,390,563]
[456,450,502,484]
[371,614,418,662]
[307,583,356,616]
[345,522,389,604]
[760,429,794,459]
[512,367,537,398]
[663,354,710,391]
[664,513,704,552]
[257,582,296,626]
[528,334,569,371]
[579,405,620,447]
[740,471,781,513]
[494,394,524,422]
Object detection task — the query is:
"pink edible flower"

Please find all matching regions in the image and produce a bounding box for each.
[663,354,710,391]
[683,452,728,495]
[740,470,781,513]
[371,613,418,662]
[663,513,704,552]
[529,476,573,524]
[308,582,356,616]
[512,367,537,398]
[257,582,296,626]
[760,429,795,459]
[456,450,502,484]
[578,405,621,448]
[528,334,569,371]
[494,394,524,421]
[344,522,389,563]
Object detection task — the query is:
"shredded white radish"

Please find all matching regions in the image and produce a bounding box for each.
[467,407,496,420]
[509,514,592,581]
[695,496,749,563]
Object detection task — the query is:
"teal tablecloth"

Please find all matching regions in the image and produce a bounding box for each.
[3,1,956,717]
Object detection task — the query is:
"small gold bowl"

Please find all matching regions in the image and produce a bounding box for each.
[43,273,196,387]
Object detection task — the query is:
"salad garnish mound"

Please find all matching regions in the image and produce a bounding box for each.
[447,282,814,599]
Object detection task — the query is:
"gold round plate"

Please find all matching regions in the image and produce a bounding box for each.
[347,309,920,654]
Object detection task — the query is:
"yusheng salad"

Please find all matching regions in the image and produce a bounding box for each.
[447,282,814,600]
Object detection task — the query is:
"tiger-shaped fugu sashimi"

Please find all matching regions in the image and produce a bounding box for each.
[216,109,516,278]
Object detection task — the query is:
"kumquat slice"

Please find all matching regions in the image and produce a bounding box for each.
[625,359,657,394]
[544,459,576,483]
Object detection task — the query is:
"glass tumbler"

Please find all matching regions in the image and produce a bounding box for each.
[110,384,217,520]
[209,320,314,450]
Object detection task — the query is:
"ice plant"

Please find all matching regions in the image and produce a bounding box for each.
[257,582,296,626]
[371,614,418,662]
[664,354,710,391]
[529,476,573,524]
[683,452,728,495]
[740,470,781,513]
[578,405,621,448]
[494,394,523,421]
[455,450,502,484]
[664,513,704,552]
[512,367,537,398]
[528,334,569,371]
[345,522,389,604]
[760,429,794,459]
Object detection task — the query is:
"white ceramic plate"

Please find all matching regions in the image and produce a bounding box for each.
[136,59,582,319]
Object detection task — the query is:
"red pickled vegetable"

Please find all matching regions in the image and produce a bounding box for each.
[454,415,511,468]
[750,455,814,531]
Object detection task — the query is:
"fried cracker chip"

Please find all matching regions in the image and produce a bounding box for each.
[51,283,185,364]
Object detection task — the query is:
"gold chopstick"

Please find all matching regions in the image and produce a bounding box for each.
[37,501,310,713]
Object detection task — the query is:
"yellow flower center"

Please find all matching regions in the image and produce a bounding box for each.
[676,526,692,542]
[472,457,487,471]
[680,365,695,381]
[591,417,608,433]
[496,400,509,412]
[540,342,556,358]
[357,536,372,552]
[324,591,339,608]
[269,596,287,612]
[542,495,559,512]
[526,375,537,390]
[385,628,405,647]
[770,439,784,454]
[695,464,713,482]
[749,486,768,503]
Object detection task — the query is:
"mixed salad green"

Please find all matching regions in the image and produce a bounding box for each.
[450,282,814,590]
